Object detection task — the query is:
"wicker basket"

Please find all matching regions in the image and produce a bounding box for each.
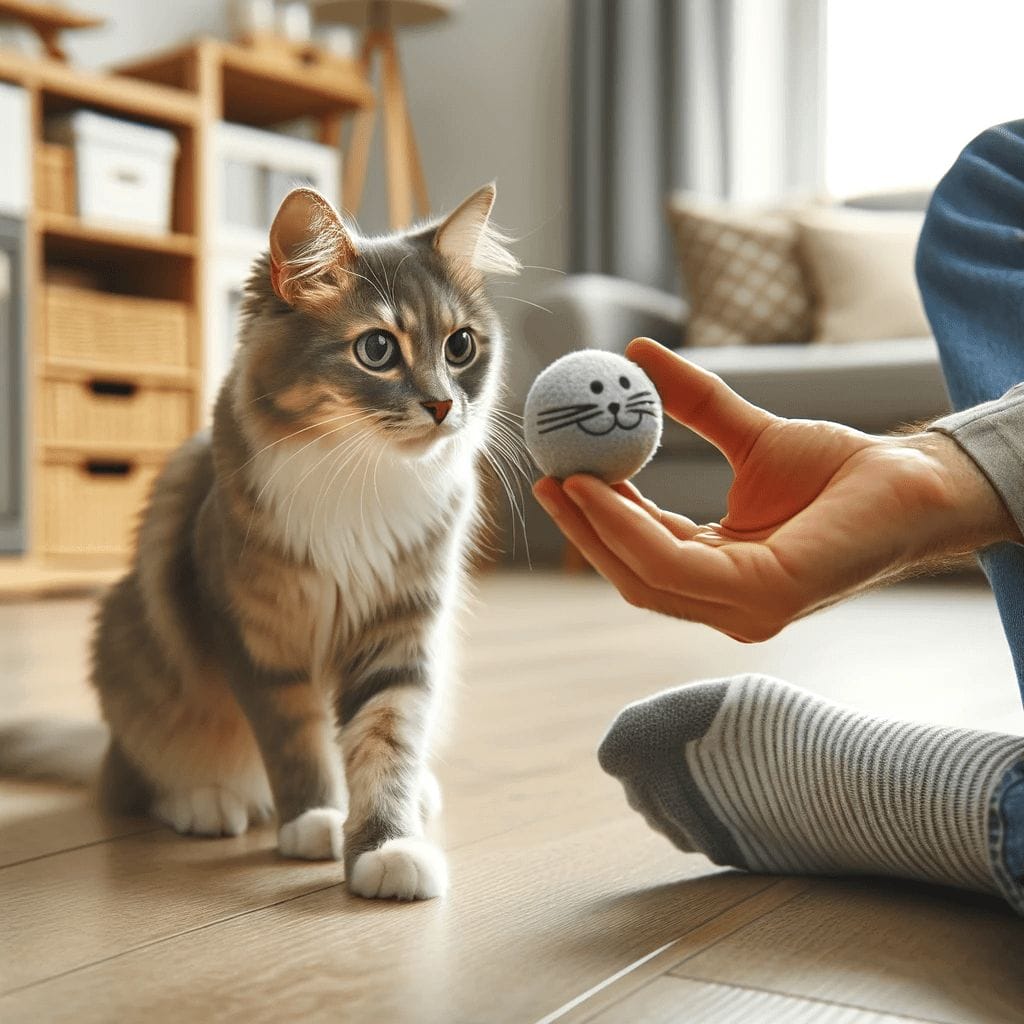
[36,143,75,216]
[45,285,191,371]
[39,458,160,557]
[41,379,192,449]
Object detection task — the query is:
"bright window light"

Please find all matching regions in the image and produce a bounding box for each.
[825,0,1024,197]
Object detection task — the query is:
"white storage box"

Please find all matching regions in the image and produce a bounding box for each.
[0,83,30,217]
[48,112,180,234]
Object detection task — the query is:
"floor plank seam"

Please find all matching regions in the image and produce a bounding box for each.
[665,973,950,1024]
[0,823,162,871]
[534,878,790,1024]
[0,879,344,1000]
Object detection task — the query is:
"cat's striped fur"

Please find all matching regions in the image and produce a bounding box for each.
[89,184,517,899]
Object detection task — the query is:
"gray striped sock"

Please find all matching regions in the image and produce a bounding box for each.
[598,675,1024,914]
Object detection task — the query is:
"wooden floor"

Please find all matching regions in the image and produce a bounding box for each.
[1,572,1023,1023]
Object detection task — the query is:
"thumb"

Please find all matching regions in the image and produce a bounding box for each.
[626,337,774,466]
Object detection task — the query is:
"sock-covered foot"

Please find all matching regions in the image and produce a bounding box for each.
[598,674,1024,914]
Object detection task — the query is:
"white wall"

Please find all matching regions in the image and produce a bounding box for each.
[66,0,570,273]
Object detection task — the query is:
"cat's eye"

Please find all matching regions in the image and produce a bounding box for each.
[355,330,400,371]
[445,328,477,367]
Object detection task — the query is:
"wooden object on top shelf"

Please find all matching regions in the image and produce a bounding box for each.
[0,0,103,62]
[116,36,374,138]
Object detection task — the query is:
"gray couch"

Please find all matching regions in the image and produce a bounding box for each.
[514,273,951,565]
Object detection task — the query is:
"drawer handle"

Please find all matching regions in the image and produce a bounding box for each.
[88,379,138,398]
[113,169,142,185]
[84,460,134,477]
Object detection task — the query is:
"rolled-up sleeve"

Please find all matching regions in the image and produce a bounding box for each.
[930,383,1024,537]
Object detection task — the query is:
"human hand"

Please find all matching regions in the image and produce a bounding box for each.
[533,338,1018,642]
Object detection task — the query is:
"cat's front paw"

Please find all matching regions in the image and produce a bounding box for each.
[348,838,447,900]
[153,787,250,837]
[278,807,345,860]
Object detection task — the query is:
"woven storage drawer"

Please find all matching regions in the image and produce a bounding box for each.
[36,143,75,216]
[41,379,192,448]
[39,458,159,557]
[45,285,190,370]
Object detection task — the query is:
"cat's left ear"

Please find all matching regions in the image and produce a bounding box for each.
[433,183,521,277]
[269,188,358,312]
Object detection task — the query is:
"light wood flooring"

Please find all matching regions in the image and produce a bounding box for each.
[1,572,1023,1023]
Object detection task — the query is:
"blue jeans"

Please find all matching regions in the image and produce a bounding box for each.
[916,120,1024,910]
[916,119,1024,704]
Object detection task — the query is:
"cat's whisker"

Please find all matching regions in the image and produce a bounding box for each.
[493,295,555,316]
[230,409,377,478]
[481,446,530,567]
[241,419,370,556]
[488,424,533,483]
[491,407,525,424]
[335,265,392,310]
[331,432,379,523]
[308,427,376,547]
[519,264,567,275]
[284,421,382,541]
[388,252,414,307]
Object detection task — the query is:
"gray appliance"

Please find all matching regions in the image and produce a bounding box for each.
[0,215,25,553]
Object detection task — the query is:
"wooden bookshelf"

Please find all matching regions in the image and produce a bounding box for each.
[0,36,372,597]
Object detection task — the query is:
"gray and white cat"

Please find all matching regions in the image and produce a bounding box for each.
[87,183,518,900]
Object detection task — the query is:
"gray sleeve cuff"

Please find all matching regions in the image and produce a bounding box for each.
[929,383,1024,537]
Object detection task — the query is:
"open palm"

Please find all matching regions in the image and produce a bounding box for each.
[534,338,1007,641]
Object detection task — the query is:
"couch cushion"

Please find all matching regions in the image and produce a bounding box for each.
[659,336,950,456]
[796,208,931,343]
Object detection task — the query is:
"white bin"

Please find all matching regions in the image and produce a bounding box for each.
[0,83,30,217]
[48,112,180,234]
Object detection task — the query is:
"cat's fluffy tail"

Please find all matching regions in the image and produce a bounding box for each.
[0,719,108,786]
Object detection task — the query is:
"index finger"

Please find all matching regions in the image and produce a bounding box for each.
[626,337,774,467]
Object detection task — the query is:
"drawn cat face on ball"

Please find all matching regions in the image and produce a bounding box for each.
[536,371,657,436]
[523,350,664,484]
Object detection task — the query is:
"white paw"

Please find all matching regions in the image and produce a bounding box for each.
[419,770,443,822]
[348,838,447,900]
[153,787,249,837]
[278,808,345,860]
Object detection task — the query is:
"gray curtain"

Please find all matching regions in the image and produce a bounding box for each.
[571,0,825,291]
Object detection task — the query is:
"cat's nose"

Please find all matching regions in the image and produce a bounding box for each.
[608,402,621,414]
[421,399,453,425]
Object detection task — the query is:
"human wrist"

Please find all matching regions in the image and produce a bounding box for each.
[902,431,1021,555]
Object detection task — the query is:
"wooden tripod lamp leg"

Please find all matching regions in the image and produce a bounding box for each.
[379,31,415,229]
[342,31,381,220]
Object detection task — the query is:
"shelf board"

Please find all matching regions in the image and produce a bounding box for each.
[0,556,124,600]
[0,48,199,126]
[41,442,179,465]
[42,357,197,390]
[37,211,198,257]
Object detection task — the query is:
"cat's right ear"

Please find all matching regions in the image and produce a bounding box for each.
[269,188,358,312]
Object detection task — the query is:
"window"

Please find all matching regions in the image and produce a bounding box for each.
[825,0,1024,197]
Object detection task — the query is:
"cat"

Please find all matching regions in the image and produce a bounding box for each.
[86,183,519,900]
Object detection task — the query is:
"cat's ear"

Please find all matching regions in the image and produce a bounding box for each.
[269,188,358,311]
[433,183,521,276]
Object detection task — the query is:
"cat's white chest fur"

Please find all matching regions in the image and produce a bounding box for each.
[251,435,469,624]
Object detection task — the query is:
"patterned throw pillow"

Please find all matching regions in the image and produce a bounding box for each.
[667,195,813,347]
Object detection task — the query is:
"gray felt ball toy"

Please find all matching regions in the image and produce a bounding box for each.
[524,350,663,483]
